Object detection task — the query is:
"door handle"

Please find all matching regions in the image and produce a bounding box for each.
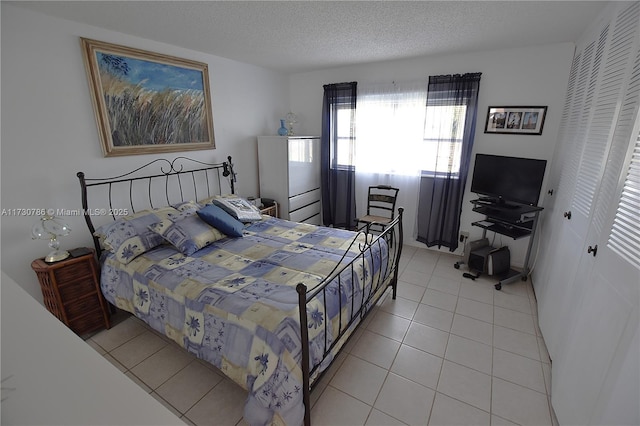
[587,245,598,257]
[564,211,572,220]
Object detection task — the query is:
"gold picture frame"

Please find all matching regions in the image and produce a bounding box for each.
[81,38,215,157]
[485,106,547,135]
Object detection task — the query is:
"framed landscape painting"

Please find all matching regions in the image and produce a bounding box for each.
[485,106,547,135]
[81,38,215,157]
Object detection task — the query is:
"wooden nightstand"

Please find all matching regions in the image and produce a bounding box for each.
[31,248,110,336]
[260,202,279,218]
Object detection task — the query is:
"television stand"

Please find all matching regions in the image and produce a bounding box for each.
[470,199,543,290]
[477,196,497,203]
[497,202,522,210]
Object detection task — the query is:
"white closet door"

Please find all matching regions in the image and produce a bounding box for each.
[541,3,640,423]
[537,3,640,367]
[534,52,581,303]
[592,324,639,425]
[538,33,602,360]
[552,113,640,426]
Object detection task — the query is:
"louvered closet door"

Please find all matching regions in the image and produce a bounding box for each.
[555,1,640,376]
[537,25,607,361]
[537,4,640,370]
[534,52,581,303]
[552,108,640,426]
[539,3,640,424]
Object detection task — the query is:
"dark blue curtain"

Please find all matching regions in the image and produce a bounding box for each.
[417,73,481,251]
[321,82,357,228]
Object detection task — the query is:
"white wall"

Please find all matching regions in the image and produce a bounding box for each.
[1,4,290,301]
[289,42,575,265]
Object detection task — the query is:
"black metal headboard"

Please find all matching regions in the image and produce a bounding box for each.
[77,155,235,256]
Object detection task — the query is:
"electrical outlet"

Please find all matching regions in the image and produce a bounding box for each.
[459,230,469,243]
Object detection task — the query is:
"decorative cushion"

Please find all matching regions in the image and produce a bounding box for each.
[149,209,226,256]
[197,195,218,206]
[172,200,202,212]
[210,195,263,222]
[197,204,245,238]
[94,207,179,264]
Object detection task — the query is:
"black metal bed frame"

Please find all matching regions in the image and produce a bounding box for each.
[296,213,403,425]
[77,156,403,425]
[77,156,235,257]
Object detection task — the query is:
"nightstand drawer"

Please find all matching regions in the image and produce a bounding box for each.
[58,277,99,301]
[53,260,94,282]
[64,293,102,318]
[68,308,109,335]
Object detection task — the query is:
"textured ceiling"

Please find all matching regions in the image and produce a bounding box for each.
[10,1,610,73]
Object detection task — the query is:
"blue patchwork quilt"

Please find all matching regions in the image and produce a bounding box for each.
[100,216,389,425]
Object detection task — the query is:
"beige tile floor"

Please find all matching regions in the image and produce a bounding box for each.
[86,245,558,426]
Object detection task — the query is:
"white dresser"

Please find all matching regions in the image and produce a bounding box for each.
[257,136,321,224]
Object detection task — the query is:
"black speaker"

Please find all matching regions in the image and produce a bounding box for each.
[488,246,511,276]
[463,238,489,264]
[468,245,495,273]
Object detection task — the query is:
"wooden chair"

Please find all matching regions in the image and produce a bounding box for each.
[356,185,400,233]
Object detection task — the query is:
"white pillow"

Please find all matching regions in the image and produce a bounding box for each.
[210,196,263,222]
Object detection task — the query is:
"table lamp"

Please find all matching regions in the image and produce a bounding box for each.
[32,215,72,262]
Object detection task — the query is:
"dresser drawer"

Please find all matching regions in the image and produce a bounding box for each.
[289,201,321,223]
[289,188,320,212]
[303,213,321,225]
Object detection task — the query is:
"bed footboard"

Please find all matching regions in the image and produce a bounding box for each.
[297,207,404,426]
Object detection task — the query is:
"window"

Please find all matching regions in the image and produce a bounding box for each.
[355,81,428,175]
[334,104,355,169]
[422,103,467,176]
[345,81,468,177]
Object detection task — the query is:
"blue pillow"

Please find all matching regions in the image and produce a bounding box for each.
[197,204,245,238]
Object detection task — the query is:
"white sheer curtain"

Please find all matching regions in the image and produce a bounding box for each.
[354,81,428,240]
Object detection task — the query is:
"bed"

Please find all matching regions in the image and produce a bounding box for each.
[77,156,404,426]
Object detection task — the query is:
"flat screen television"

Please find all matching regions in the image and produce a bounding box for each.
[470,154,547,206]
